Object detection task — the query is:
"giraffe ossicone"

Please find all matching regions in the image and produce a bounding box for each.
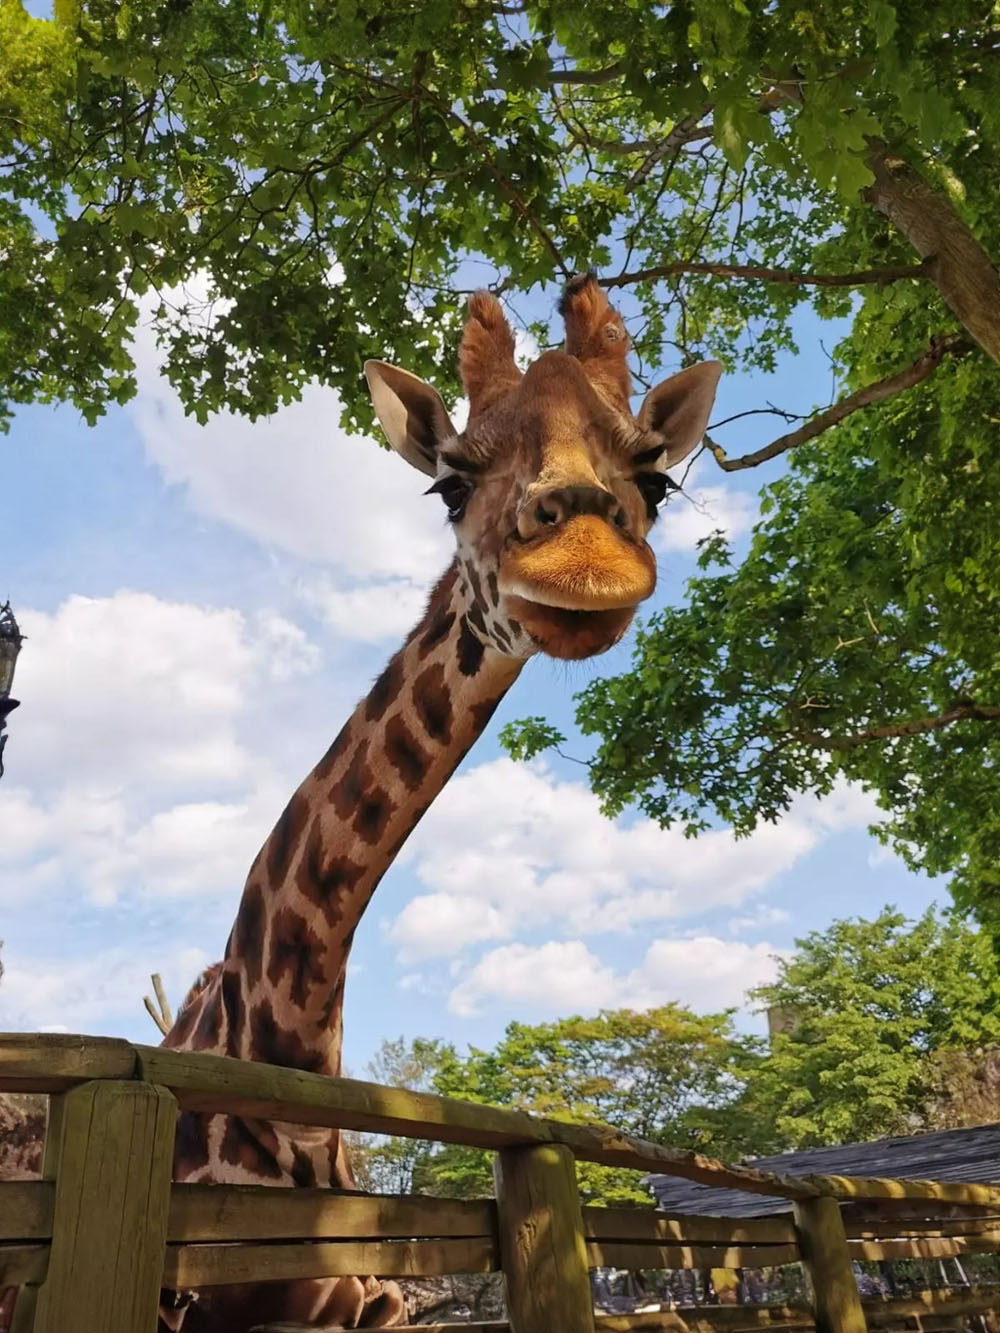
[153,275,721,1332]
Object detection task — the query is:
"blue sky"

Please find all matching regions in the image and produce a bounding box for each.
[0,281,941,1076]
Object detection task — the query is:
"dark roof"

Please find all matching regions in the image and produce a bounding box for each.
[647,1123,1000,1217]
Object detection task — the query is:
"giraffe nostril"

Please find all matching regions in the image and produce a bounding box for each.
[613,509,626,528]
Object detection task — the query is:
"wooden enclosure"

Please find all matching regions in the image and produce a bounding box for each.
[2,1033,1000,1332]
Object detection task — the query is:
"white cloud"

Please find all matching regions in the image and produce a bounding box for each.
[656,484,757,553]
[11,592,293,791]
[0,941,211,1034]
[389,759,870,962]
[448,936,783,1017]
[0,591,309,907]
[130,309,453,582]
[300,576,431,644]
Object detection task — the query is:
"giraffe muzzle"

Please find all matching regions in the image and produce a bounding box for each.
[499,513,656,613]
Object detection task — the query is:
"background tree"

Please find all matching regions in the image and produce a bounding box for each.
[358,1006,759,1205]
[5,0,1000,920]
[344,1036,456,1195]
[743,908,1000,1148]
[353,910,1000,1194]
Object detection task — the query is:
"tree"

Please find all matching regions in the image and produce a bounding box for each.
[742,908,1000,1149]
[6,0,1000,919]
[344,1036,455,1195]
[419,1006,760,1204]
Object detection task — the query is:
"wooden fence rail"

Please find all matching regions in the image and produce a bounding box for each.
[1,1034,1000,1333]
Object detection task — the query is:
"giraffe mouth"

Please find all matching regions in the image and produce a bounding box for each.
[504,596,637,659]
[499,515,656,612]
[498,516,655,659]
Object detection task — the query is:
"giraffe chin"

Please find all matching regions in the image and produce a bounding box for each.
[505,595,637,660]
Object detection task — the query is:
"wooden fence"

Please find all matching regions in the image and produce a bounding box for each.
[1,1033,1000,1333]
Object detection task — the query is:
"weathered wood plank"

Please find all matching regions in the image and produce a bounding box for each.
[845,1216,1000,1238]
[0,1034,135,1091]
[0,1245,48,1287]
[798,1171,1000,1208]
[163,1236,496,1286]
[793,1196,866,1333]
[863,1286,1000,1322]
[167,1183,495,1243]
[0,1182,54,1239]
[494,1143,596,1333]
[581,1209,797,1246]
[8,1035,1000,1211]
[136,1045,818,1200]
[849,1232,1000,1260]
[584,1241,802,1270]
[33,1080,177,1333]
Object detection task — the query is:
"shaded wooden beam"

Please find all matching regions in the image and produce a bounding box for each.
[585,1241,802,1270]
[167,1183,494,1244]
[494,1143,596,1333]
[164,1236,496,1287]
[793,1196,866,1333]
[34,1080,176,1333]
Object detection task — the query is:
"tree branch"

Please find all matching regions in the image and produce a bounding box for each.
[707,333,968,473]
[793,703,1000,752]
[603,260,929,290]
[864,140,1000,366]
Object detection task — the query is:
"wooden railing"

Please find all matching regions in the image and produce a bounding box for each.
[1,1034,1000,1332]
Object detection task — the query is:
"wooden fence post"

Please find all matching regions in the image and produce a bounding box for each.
[32,1079,177,1333]
[493,1143,596,1333]
[793,1195,868,1333]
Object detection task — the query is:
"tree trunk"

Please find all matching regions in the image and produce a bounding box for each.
[865,140,1000,365]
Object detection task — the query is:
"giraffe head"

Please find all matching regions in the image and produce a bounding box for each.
[365,275,721,660]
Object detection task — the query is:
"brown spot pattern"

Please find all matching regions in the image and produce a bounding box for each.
[471,694,503,733]
[230,881,266,987]
[193,991,222,1047]
[353,785,396,844]
[457,617,485,676]
[384,714,429,790]
[295,818,366,928]
[266,907,327,1009]
[418,607,456,658]
[219,1116,283,1179]
[365,653,403,723]
[174,1111,211,1174]
[291,1145,318,1188]
[265,790,309,886]
[413,663,453,743]
[314,722,353,781]
[249,998,325,1072]
[220,968,244,1054]
[330,740,370,819]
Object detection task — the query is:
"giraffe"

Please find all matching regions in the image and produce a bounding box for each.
[148,274,722,1331]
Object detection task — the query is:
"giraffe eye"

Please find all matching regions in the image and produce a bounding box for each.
[635,471,670,519]
[426,474,474,522]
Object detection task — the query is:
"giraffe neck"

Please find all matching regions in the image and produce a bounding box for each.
[167,562,523,1076]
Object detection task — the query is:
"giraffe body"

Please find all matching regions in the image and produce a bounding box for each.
[150,276,722,1331]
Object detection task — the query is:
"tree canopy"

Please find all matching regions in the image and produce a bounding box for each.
[5,0,1000,920]
[348,910,1000,1201]
[744,908,1000,1148]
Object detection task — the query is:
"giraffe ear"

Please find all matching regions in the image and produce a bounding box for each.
[364,361,456,477]
[637,361,722,467]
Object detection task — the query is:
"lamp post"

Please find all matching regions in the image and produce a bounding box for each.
[0,602,24,780]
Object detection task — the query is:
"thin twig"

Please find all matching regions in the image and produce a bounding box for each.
[707,333,968,472]
[603,260,929,290]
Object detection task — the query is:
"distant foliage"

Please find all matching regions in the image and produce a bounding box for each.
[743,908,1000,1148]
[355,910,1000,1194]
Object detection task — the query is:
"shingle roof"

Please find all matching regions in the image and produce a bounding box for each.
[647,1123,1000,1217]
